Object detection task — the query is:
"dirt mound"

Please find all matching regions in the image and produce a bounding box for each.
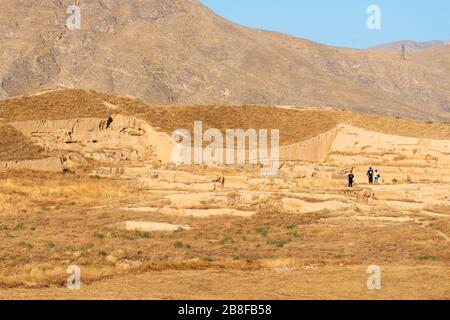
[4,89,450,141]
[3,90,450,165]
[0,125,48,161]
[0,89,127,121]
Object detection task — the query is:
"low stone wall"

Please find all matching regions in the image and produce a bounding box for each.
[0,157,63,172]
[280,126,341,162]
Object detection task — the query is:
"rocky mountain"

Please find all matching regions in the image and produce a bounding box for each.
[0,0,449,120]
[370,40,450,52]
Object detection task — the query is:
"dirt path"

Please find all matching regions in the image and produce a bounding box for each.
[1,265,448,300]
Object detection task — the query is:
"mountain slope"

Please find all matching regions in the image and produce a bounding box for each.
[370,40,450,52]
[0,0,449,120]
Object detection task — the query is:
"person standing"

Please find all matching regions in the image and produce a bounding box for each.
[348,171,355,188]
[367,167,374,184]
[373,170,379,184]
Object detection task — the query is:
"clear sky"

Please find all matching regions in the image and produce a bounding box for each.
[200,0,450,48]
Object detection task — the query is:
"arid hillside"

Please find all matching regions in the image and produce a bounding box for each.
[370,40,450,52]
[2,89,450,170]
[0,0,449,120]
[3,89,450,164]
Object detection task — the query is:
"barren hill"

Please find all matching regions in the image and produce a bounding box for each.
[2,89,450,164]
[371,40,450,52]
[0,0,449,120]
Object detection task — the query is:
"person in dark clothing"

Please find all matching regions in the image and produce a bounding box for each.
[348,172,355,188]
[367,167,374,184]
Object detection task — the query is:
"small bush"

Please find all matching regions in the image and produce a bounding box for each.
[93,232,105,239]
[44,241,55,249]
[136,232,151,239]
[417,254,436,261]
[18,241,33,249]
[174,241,183,248]
[220,236,233,245]
[122,231,151,240]
[14,223,25,231]
[267,239,287,248]
[98,250,108,257]
[194,232,204,240]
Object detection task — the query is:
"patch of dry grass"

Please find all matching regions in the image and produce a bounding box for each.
[0,125,48,161]
[0,90,116,121]
[0,173,139,214]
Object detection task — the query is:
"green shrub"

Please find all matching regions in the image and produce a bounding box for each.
[18,241,33,249]
[267,239,287,248]
[174,241,183,248]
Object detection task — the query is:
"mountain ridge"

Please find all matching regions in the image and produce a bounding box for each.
[0,0,449,120]
[370,40,450,52]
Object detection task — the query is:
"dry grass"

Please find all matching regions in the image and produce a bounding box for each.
[2,265,450,300]
[0,90,116,121]
[0,170,448,289]
[259,258,314,270]
[0,172,140,213]
[0,125,48,161]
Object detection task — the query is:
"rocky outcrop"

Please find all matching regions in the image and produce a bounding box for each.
[10,115,177,163]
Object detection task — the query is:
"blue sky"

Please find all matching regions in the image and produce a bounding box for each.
[200,0,450,48]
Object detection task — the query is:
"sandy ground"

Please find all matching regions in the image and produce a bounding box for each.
[1,266,448,300]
